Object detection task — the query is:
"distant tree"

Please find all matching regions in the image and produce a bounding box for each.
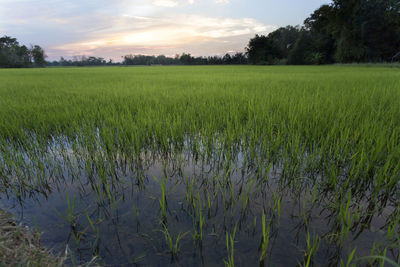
[31,45,47,66]
[304,5,336,64]
[246,26,300,64]
[231,52,248,64]
[207,55,223,65]
[246,34,278,64]
[0,36,45,67]
[59,56,71,66]
[246,0,400,65]
[0,36,23,67]
[121,53,247,66]
[287,30,315,65]
[86,56,106,65]
[48,55,111,66]
[18,45,32,66]
[222,53,232,64]
[179,53,195,65]
[267,26,301,59]
[329,0,400,62]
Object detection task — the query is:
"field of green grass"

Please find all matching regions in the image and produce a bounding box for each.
[0,65,400,266]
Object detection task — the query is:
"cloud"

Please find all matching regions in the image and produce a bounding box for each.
[0,0,276,60]
[215,0,229,4]
[152,0,179,7]
[50,14,275,59]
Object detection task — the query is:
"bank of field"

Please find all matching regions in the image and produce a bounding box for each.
[0,66,399,266]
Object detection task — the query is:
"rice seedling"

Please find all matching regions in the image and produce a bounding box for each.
[154,175,168,222]
[340,248,357,267]
[259,211,271,265]
[159,223,188,260]
[301,231,321,267]
[192,192,205,243]
[0,65,399,265]
[224,224,237,267]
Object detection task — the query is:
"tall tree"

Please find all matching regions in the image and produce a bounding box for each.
[304,5,336,64]
[246,34,280,64]
[31,45,47,66]
[287,30,316,65]
[331,0,400,62]
[267,26,301,59]
[0,36,21,67]
[246,26,300,64]
[247,0,400,65]
[0,36,46,67]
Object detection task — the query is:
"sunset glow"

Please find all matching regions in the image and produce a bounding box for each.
[0,0,330,60]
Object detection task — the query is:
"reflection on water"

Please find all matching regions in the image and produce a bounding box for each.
[0,136,398,266]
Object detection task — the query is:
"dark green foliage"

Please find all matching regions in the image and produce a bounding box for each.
[246,26,300,64]
[247,0,400,65]
[332,0,400,62]
[304,5,336,64]
[0,36,46,68]
[246,34,277,64]
[49,56,115,66]
[122,52,248,65]
[0,36,30,67]
[30,45,46,67]
[267,26,301,59]
[287,31,315,65]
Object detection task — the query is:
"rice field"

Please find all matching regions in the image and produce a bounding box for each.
[0,65,400,266]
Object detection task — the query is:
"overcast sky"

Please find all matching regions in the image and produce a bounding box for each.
[0,0,331,61]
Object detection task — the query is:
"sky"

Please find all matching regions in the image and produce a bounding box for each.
[0,0,331,61]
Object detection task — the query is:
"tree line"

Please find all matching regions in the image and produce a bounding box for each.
[47,56,116,66]
[1,0,399,68]
[0,36,46,67]
[122,52,247,65]
[45,53,247,66]
[247,0,400,64]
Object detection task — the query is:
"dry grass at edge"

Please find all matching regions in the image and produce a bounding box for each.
[0,209,64,267]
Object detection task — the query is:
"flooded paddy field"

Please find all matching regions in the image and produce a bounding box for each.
[0,66,400,266]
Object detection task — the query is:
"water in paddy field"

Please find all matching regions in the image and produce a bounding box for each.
[0,137,397,266]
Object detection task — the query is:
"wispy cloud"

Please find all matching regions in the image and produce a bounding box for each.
[51,14,275,59]
[0,0,276,60]
[152,0,179,7]
[215,0,230,4]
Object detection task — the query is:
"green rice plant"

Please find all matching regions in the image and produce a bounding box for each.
[192,192,205,243]
[185,175,195,207]
[357,255,400,267]
[224,224,237,267]
[55,193,76,227]
[207,191,212,218]
[332,191,360,246]
[259,211,271,265]
[154,175,168,222]
[159,223,188,259]
[272,191,281,222]
[301,231,321,267]
[339,248,357,267]
[1,65,400,265]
